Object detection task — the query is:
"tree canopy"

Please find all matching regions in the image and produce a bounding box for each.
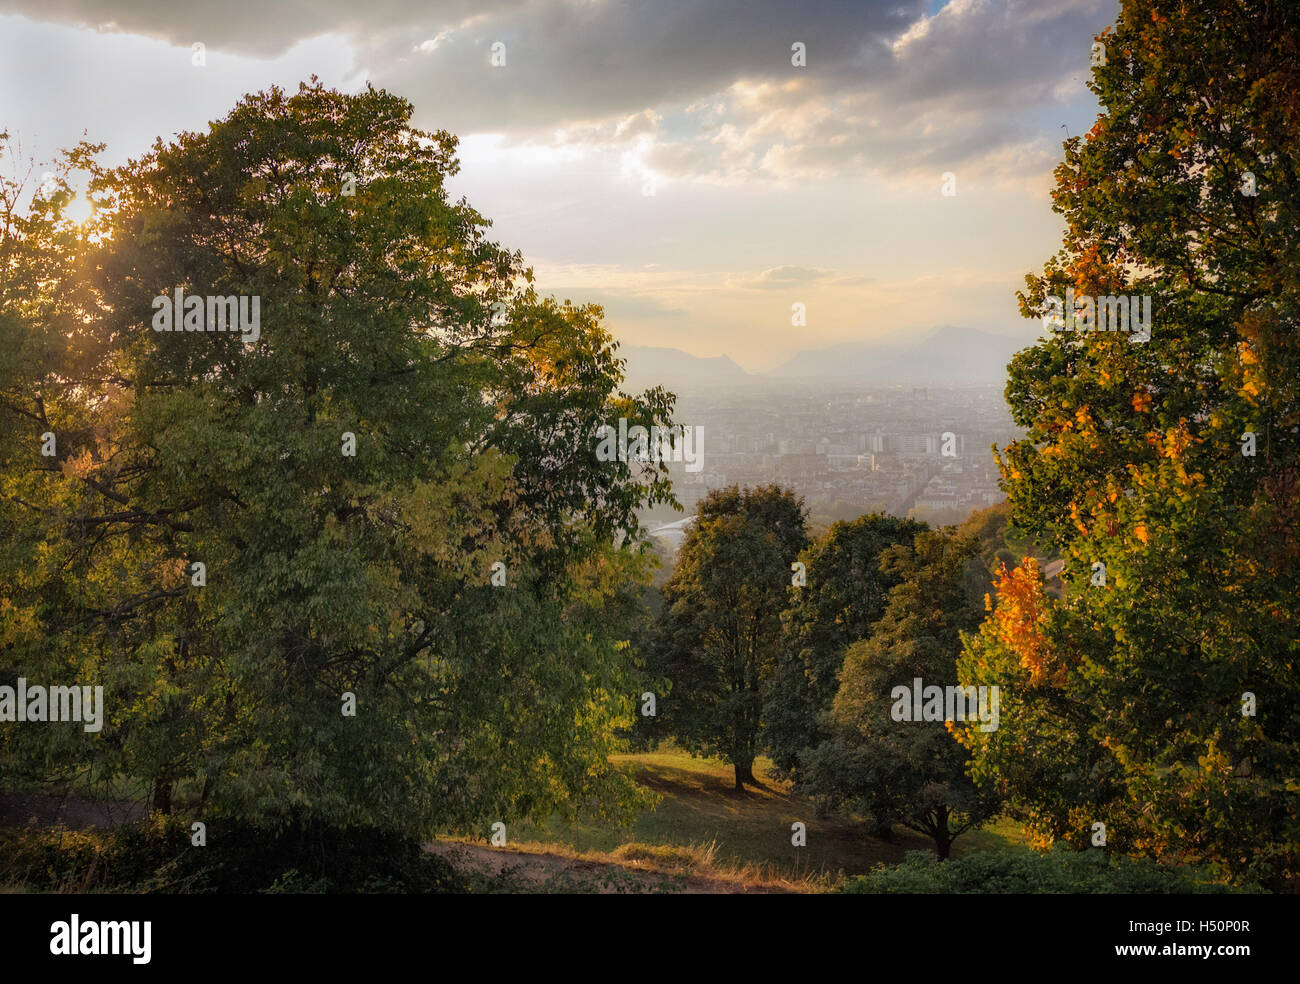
[0,81,676,837]
[956,0,1300,888]
[653,484,807,790]
[766,512,926,779]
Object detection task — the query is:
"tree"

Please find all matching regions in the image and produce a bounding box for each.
[956,0,1300,887]
[0,81,675,837]
[765,512,926,780]
[654,485,807,790]
[802,528,1000,858]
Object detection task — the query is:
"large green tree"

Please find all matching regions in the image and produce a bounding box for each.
[956,0,1300,888]
[803,528,1000,859]
[765,512,925,780]
[0,82,675,837]
[654,485,807,790]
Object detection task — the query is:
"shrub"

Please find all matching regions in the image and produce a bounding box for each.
[0,814,467,894]
[838,848,1252,894]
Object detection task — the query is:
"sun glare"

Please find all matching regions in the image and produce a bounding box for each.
[64,194,93,225]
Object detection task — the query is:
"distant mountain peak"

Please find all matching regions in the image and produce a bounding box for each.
[618,344,751,392]
[615,326,1037,392]
[765,325,1033,384]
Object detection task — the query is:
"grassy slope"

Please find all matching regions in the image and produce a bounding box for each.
[4,748,1030,893]
[493,748,1027,883]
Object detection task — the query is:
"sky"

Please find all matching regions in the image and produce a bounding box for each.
[0,0,1115,372]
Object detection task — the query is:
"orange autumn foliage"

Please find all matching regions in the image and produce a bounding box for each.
[987,558,1065,687]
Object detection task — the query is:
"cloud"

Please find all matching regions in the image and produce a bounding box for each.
[0,0,920,123]
[0,0,516,57]
[549,288,688,321]
[367,0,922,138]
[0,0,1114,185]
[727,266,839,290]
[593,0,1116,186]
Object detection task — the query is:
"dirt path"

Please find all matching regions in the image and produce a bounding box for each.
[426,840,791,894]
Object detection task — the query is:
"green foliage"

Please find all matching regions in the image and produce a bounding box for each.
[802,528,1000,857]
[839,847,1246,895]
[765,513,926,779]
[0,81,672,837]
[652,485,808,788]
[960,0,1300,889]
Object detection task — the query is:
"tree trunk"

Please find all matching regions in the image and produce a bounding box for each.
[933,805,952,859]
[733,761,757,790]
[152,778,173,816]
[198,775,213,812]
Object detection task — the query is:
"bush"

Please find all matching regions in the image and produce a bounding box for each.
[0,814,467,894]
[837,848,1253,894]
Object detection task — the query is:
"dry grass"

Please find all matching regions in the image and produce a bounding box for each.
[429,834,819,893]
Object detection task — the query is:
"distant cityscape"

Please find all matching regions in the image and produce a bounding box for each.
[644,381,1020,546]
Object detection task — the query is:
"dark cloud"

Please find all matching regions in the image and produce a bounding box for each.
[1,0,922,123]
[360,0,925,135]
[0,0,515,57]
[0,0,1115,179]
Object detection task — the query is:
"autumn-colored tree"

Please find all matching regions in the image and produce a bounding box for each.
[957,0,1300,887]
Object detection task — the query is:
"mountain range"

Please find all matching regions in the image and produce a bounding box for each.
[618,325,1038,392]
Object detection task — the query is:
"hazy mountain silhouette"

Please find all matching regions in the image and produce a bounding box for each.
[619,326,1037,392]
[765,325,1035,384]
[619,345,751,391]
